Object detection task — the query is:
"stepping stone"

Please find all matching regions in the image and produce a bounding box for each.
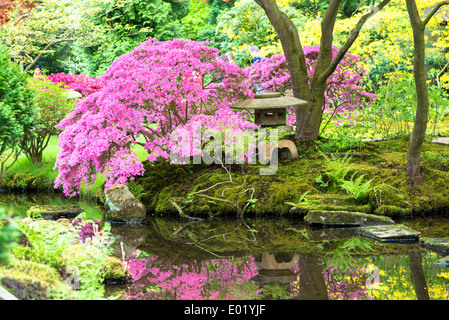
[433,137,449,145]
[26,205,84,220]
[436,256,449,268]
[360,224,421,242]
[420,237,449,256]
[304,210,395,227]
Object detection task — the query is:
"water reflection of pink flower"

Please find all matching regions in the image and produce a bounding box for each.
[123,255,259,300]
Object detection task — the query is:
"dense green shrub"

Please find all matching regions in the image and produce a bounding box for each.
[0,210,20,265]
[0,43,36,179]
[20,77,74,166]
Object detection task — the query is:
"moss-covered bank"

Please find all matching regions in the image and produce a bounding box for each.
[2,138,449,219]
[135,138,449,219]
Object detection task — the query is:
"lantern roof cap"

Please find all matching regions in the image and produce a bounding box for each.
[231,92,308,110]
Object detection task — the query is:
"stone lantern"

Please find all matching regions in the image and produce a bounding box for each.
[231,92,308,160]
[230,92,308,127]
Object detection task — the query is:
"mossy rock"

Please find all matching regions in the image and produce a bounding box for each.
[368,183,412,216]
[304,210,395,227]
[295,193,373,215]
[420,237,449,256]
[0,260,74,300]
[26,205,84,220]
[103,256,132,285]
[105,184,146,223]
[61,245,129,284]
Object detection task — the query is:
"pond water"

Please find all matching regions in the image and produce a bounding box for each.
[2,192,449,300]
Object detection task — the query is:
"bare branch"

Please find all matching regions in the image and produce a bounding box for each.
[318,0,391,84]
[423,1,449,27]
[24,39,75,72]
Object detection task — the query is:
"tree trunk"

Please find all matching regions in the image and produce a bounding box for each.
[405,0,449,178]
[408,248,430,300]
[254,0,312,138]
[30,153,43,167]
[254,0,391,141]
[297,255,329,300]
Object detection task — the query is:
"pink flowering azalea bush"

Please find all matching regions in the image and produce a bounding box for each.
[48,73,104,96]
[54,38,257,196]
[246,46,377,127]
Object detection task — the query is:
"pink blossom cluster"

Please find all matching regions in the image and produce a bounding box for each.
[246,46,377,127]
[48,73,104,96]
[54,38,258,196]
[123,255,260,300]
[71,218,106,243]
[53,40,376,196]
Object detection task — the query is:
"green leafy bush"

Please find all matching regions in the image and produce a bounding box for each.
[21,77,74,166]
[0,210,20,265]
[0,42,36,179]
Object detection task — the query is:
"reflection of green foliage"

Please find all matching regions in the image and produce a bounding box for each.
[364,252,449,300]
[0,211,20,265]
[324,238,373,271]
[0,43,36,180]
[262,282,291,300]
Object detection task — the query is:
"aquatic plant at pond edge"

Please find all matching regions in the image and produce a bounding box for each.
[15,216,115,299]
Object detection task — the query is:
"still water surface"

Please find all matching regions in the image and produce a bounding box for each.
[2,192,449,300]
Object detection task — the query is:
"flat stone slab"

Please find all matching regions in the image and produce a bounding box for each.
[360,224,421,242]
[26,205,84,220]
[304,210,395,227]
[433,137,449,145]
[420,237,449,256]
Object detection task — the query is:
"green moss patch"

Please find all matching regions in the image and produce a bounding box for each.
[134,139,449,219]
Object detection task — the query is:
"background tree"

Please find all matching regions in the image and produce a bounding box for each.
[251,0,391,141]
[0,42,36,180]
[20,77,74,167]
[0,0,127,73]
[0,0,36,27]
[66,0,190,77]
[405,0,449,178]
[216,0,307,66]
